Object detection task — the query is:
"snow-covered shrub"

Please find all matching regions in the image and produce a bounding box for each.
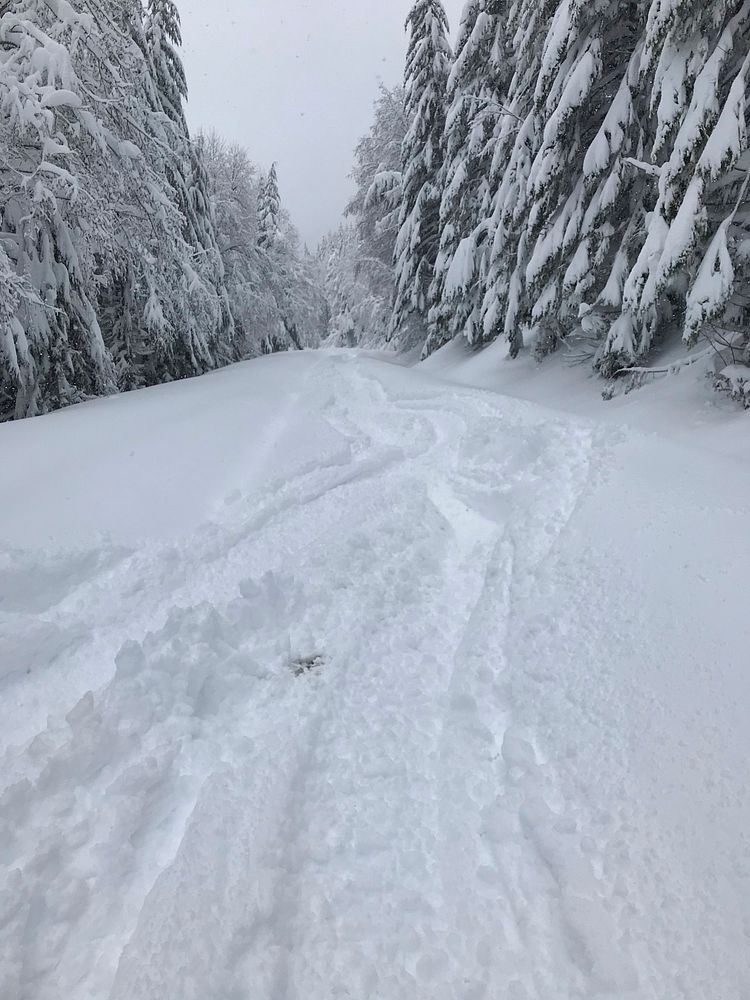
[714,364,750,407]
[707,328,750,407]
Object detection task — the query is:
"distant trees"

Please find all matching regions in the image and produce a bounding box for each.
[200,135,327,357]
[322,85,407,347]
[257,164,281,249]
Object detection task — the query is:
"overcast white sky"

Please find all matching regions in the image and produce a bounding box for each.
[178,0,465,248]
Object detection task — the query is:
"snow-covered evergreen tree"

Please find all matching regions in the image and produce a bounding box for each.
[198,131,267,350]
[598,1,750,373]
[390,0,453,346]
[425,0,512,355]
[258,164,282,249]
[0,0,121,417]
[474,0,555,357]
[142,0,235,377]
[144,0,187,125]
[323,86,407,347]
[516,0,643,360]
[0,0,333,420]
[349,86,408,309]
[478,0,639,359]
[200,135,326,355]
[254,163,319,352]
[468,0,750,390]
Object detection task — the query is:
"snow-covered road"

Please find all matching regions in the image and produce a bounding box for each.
[2,351,749,999]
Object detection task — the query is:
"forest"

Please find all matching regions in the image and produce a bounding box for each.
[2,0,750,418]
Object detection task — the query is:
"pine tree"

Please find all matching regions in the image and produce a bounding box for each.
[474,0,750,379]
[479,0,560,358]
[142,0,235,378]
[144,0,187,126]
[0,0,119,417]
[390,0,453,346]
[326,85,408,346]
[425,0,512,356]
[258,164,281,249]
[0,0,249,419]
[518,0,643,360]
[598,0,750,371]
[474,0,645,363]
[350,86,407,294]
[255,163,289,352]
[377,0,750,394]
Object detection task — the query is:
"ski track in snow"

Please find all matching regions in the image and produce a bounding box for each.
[1,352,749,999]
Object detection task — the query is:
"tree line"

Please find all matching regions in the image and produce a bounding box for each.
[0,0,325,420]
[5,0,750,421]
[327,0,750,404]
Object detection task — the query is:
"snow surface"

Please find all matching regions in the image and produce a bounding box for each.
[2,348,750,999]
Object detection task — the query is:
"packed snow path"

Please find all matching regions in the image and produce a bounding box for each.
[2,352,750,1000]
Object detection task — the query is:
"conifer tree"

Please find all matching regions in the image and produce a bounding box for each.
[478,0,558,357]
[0,0,120,417]
[258,164,281,249]
[597,1,750,371]
[144,0,188,126]
[142,0,235,378]
[250,163,324,353]
[0,0,245,419]
[475,0,643,361]
[390,0,453,346]
[470,0,750,385]
[517,0,643,359]
[350,86,407,294]
[425,0,511,355]
[326,85,408,346]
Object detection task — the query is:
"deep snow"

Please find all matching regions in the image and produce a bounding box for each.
[1,349,749,999]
